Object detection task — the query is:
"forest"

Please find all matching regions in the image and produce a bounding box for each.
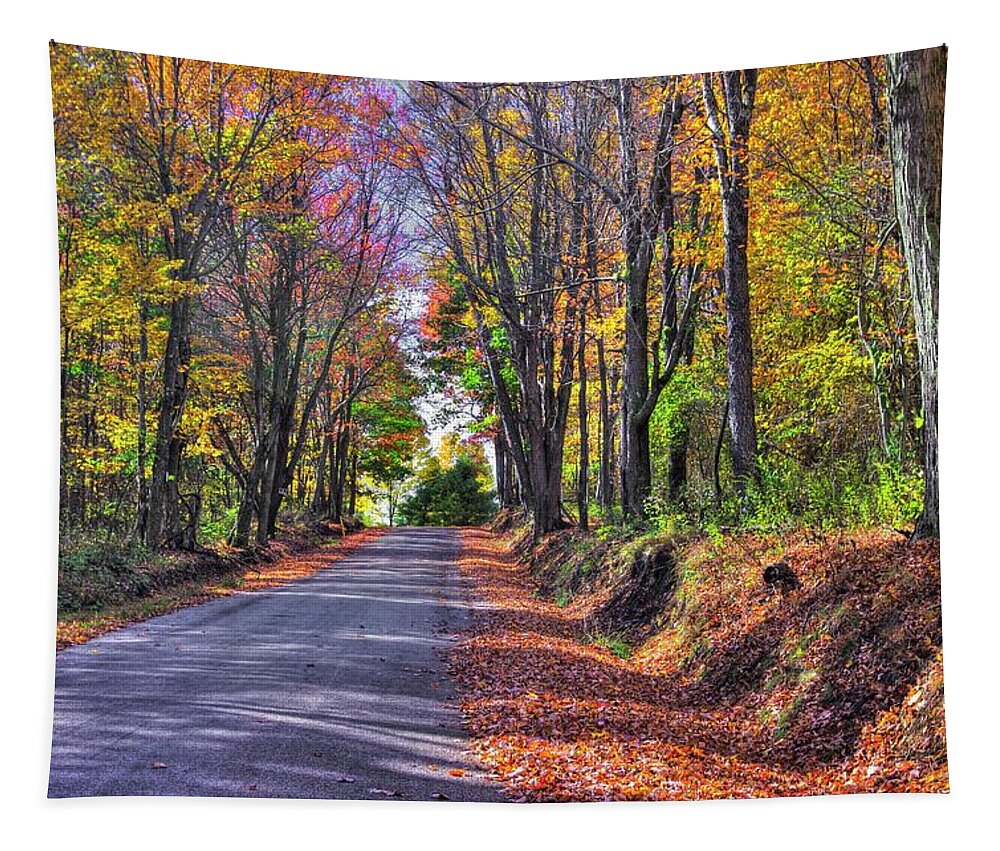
[49,41,947,802]
[52,44,942,552]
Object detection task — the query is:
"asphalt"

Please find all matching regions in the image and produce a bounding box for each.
[48,526,505,801]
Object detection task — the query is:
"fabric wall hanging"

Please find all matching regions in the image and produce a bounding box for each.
[48,42,947,801]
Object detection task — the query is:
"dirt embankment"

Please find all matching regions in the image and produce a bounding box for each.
[449,524,946,801]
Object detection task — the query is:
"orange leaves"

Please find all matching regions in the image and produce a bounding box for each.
[450,528,946,802]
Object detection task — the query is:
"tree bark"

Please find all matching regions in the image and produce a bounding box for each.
[147,294,192,547]
[886,46,946,539]
[703,70,761,503]
[595,336,615,511]
[134,298,149,542]
[577,315,590,532]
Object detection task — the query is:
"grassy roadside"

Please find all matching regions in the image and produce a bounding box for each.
[56,523,385,651]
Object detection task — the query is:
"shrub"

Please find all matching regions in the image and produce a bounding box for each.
[58,535,152,611]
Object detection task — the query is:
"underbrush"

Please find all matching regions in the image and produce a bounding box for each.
[645,456,924,535]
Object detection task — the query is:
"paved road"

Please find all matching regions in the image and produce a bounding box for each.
[49,527,503,801]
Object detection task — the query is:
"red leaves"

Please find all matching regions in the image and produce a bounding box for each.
[450,528,947,802]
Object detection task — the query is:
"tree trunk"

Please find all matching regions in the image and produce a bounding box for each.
[614,82,686,522]
[616,80,653,522]
[311,434,330,515]
[595,337,615,511]
[887,46,946,539]
[134,299,149,542]
[494,429,517,509]
[703,70,761,503]
[668,328,695,502]
[348,450,358,517]
[577,316,589,532]
[147,294,192,548]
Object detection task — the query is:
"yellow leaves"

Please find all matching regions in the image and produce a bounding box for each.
[591,306,625,347]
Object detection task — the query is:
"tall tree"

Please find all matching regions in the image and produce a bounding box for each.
[410,83,586,540]
[614,80,700,521]
[702,69,760,501]
[886,46,946,539]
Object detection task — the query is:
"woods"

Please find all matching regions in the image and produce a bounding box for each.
[54,46,425,549]
[417,51,944,540]
[48,39,949,806]
[53,42,944,553]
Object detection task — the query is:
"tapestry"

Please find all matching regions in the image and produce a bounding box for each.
[48,42,947,801]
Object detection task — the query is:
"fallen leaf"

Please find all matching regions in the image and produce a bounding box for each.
[368,787,404,797]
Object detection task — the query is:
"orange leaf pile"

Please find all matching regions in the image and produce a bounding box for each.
[449,528,947,802]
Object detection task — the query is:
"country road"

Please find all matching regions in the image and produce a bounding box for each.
[48,527,504,801]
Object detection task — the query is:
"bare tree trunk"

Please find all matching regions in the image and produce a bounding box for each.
[577,316,589,532]
[887,46,946,539]
[714,398,730,509]
[668,325,695,503]
[134,299,149,542]
[614,81,689,522]
[494,429,517,509]
[348,450,358,517]
[703,70,761,503]
[147,294,192,547]
[311,433,330,515]
[616,79,653,522]
[595,337,614,511]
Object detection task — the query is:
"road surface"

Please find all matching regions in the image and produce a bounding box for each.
[48,527,503,801]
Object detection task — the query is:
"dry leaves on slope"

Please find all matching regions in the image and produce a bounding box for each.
[449,528,947,802]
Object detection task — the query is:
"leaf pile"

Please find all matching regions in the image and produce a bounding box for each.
[449,528,947,801]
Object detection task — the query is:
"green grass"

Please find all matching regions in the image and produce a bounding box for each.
[584,631,633,660]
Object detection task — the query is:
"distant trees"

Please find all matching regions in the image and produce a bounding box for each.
[408,84,589,539]
[887,46,947,539]
[397,438,496,527]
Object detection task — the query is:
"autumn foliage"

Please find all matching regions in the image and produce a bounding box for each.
[450,528,946,801]
[49,43,947,803]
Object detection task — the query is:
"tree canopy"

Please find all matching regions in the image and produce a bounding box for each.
[52,43,942,547]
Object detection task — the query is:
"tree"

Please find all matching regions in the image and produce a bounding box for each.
[702,69,761,502]
[612,79,703,522]
[52,44,423,550]
[886,46,946,539]
[397,440,496,527]
[409,84,588,540]
[52,44,945,555]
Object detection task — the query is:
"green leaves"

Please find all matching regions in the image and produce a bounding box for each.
[397,452,496,527]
